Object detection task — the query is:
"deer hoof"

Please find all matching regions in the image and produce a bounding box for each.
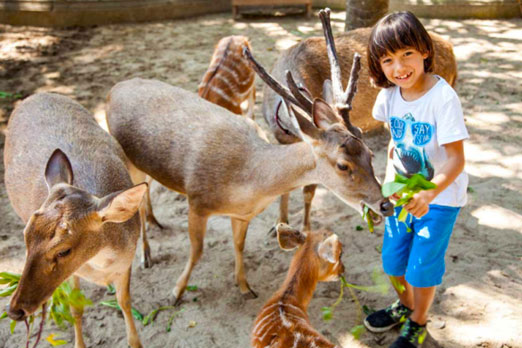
[240,285,258,300]
[267,225,277,238]
[141,249,153,269]
[170,288,184,306]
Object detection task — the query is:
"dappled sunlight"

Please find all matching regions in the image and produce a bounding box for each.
[73,44,124,65]
[471,205,522,231]
[465,143,521,179]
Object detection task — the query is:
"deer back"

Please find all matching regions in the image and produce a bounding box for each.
[263,27,458,141]
[107,78,268,212]
[4,93,145,317]
[198,35,255,116]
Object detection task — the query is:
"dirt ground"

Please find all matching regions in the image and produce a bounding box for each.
[0,10,521,348]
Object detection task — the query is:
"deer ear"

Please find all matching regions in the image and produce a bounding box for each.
[322,80,334,105]
[45,149,74,192]
[276,223,306,251]
[97,183,147,224]
[289,104,321,140]
[312,99,341,130]
[317,234,340,263]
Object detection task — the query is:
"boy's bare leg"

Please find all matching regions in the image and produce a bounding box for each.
[411,286,436,325]
[391,275,414,309]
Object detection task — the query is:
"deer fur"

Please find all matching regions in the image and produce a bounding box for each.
[106,60,392,302]
[251,223,344,348]
[198,35,256,118]
[262,23,458,231]
[4,93,147,348]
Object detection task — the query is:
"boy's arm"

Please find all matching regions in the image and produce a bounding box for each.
[404,140,465,218]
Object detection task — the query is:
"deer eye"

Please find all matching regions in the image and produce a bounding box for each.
[57,249,71,258]
[337,163,349,171]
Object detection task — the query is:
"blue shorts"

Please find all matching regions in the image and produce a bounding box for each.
[381,204,460,288]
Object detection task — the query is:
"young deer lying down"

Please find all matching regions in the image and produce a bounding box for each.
[198,35,256,118]
[263,8,458,231]
[252,223,344,348]
[106,15,392,301]
[4,93,147,348]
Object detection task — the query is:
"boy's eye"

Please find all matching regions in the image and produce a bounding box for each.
[404,51,413,57]
[381,58,392,64]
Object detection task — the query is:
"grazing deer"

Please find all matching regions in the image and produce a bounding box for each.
[251,223,344,348]
[105,8,393,303]
[262,9,458,231]
[198,35,256,118]
[4,93,147,348]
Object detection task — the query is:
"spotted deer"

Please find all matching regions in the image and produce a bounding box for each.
[105,9,393,302]
[198,35,256,118]
[251,223,344,348]
[263,8,458,231]
[4,93,147,348]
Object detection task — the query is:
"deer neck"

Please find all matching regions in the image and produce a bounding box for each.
[278,250,319,311]
[253,141,317,196]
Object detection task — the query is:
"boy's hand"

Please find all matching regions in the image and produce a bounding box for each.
[404,190,434,218]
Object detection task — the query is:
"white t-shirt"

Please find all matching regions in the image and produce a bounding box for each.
[373,76,469,207]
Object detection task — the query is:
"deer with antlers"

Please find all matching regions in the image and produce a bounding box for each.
[251,223,344,348]
[263,8,458,231]
[4,93,147,348]
[105,8,392,302]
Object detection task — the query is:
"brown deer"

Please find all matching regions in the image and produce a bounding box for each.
[263,8,458,231]
[198,35,256,118]
[138,35,256,269]
[4,93,147,348]
[251,223,344,348]
[105,8,393,302]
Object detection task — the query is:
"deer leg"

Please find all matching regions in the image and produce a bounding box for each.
[70,276,86,348]
[114,267,142,348]
[145,176,164,229]
[269,193,291,238]
[173,209,208,303]
[302,184,316,231]
[138,202,152,269]
[231,218,257,298]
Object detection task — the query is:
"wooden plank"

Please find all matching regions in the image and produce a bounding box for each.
[232,0,310,6]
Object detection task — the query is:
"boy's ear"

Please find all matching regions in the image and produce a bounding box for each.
[276,223,306,251]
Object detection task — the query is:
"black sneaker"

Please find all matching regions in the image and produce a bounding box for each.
[389,319,427,348]
[363,300,412,333]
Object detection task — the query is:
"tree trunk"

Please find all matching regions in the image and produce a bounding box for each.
[345,0,389,31]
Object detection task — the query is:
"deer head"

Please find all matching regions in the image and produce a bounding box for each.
[243,8,393,221]
[7,149,147,321]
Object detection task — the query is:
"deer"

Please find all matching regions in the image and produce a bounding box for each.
[137,35,257,269]
[105,6,394,304]
[3,93,147,348]
[198,35,256,118]
[262,8,458,232]
[251,223,344,348]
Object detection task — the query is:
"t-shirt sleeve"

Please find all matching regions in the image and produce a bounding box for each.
[372,88,388,122]
[436,93,469,145]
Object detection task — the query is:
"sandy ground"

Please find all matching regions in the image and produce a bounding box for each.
[0,10,521,348]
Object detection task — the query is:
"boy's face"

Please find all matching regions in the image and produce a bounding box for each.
[379,47,428,91]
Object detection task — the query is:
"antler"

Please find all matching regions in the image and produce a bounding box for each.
[242,46,312,115]
[319,8,362,137]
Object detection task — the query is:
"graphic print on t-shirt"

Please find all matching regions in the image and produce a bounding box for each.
[390,112,434,180]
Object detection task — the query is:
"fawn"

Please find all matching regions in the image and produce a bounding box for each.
[4,93,147,348]
[106,10,393,301]
[251,223,344,348]
[262,8,458,232]
[198,35,256,118]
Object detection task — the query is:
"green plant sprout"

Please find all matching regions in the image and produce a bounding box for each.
[99,299,144,322]
[362,206,375,233]
[382,174,437,223]
[321,269,389,339]
[0,272,92,347]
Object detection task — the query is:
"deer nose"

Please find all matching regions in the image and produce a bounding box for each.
[380,200,394,217]
[6,304,27,321]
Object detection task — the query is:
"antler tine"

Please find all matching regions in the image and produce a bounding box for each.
[286,70,313,114]
[242,46,302,111]
[319,8,344,108]
[343,53,361,109]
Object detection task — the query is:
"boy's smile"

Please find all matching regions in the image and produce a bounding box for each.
[380,48,429,97]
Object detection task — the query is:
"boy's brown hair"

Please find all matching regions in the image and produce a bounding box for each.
[367,11,434,88]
